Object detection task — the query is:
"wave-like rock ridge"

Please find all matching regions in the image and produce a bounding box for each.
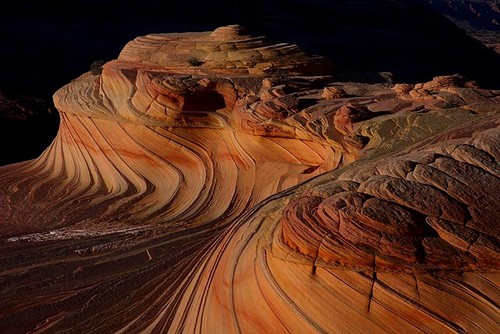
[0,26,499,333]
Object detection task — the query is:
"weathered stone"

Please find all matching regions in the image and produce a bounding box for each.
[421,74,468,91]
[1,25,499,334]
[334,104,372,135]
[392,83,413,96]
[322,86,347,99]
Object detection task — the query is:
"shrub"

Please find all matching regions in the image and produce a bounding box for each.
[90,60,106,75]
[271,69,292,83]
[187,56,204,67]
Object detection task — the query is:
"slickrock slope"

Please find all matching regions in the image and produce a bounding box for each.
[0,26,499,333]
[1,26,338,238]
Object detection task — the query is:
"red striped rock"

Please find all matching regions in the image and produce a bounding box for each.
[0,26,499,334]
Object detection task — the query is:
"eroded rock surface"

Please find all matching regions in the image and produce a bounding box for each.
[282,118,500,272]
[0,26,499,334]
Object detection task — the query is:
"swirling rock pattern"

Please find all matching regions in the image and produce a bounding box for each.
[119,25,333,76]
[282,119,500,272]
[0,27,499,333]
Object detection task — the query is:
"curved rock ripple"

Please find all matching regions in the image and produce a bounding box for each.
[0,27,499,333]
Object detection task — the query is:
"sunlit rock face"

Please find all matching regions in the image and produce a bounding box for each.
[0,26,499,333]
[0,25,339,238]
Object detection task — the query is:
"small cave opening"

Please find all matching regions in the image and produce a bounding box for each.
[181,90,226,112]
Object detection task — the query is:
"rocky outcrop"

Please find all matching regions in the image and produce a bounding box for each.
[119,25,333,76]
[0,26,499,333]
[0,26,339,238]
[281,118,500,272]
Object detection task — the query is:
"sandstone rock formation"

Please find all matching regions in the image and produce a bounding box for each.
[0,26,499,333]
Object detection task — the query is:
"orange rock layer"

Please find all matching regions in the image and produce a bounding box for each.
[0,26,499,333]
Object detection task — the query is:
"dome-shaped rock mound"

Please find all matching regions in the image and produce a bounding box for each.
[209,24,252,41]
[118,25,333,76]
[0,26,499,334]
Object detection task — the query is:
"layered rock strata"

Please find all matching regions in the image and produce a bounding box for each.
[0,26,499,333]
